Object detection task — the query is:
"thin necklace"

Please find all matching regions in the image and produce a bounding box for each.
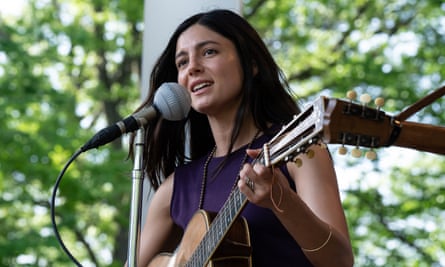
[198,130,260,209]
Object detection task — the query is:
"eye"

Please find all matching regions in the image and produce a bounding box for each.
[204,48,217,56]
[176,58,188,69]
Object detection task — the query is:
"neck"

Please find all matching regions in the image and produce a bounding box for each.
[209,116,259,157]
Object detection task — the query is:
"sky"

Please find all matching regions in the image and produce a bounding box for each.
[0,0,26,16]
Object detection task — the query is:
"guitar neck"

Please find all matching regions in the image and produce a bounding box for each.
[187,187,248,267]
[394,121,445,155]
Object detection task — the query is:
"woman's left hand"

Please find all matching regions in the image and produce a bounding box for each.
[238,148,290,210]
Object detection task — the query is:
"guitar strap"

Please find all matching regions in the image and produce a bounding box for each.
[395,85,445,121]
[385,85,445,147]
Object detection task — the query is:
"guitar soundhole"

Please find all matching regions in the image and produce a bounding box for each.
[339,132,380,148]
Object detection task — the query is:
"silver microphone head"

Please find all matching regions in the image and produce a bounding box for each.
[154,83,191,121]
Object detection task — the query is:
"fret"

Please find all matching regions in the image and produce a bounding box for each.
[236,189,245,208]
[225,195,234,224]
[223,210,231,228]
[229,196,236,219]
[217,217,223,236]
[205,237,211,256]
[199,237,209,266]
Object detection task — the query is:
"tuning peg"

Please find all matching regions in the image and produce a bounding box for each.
[351,147,362,158]
[306,149,315,159]
[346,90,357,101]
[338,146,347,155]
[365,150,377,160]
[359,93,372,117]
[374,97,385,108]
[293,157,303,167]
[345,90,357,114]
[359,93,372,105]
[373,97,385,120]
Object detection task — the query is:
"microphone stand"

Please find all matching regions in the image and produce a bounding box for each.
[127,127,145,267]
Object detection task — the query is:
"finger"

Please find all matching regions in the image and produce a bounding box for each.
[238,177,255,196]
[246,148,261,158]
[239,162,253,179]
[252,163,271,178]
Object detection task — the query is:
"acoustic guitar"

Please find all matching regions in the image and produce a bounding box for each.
[148,93,445,267]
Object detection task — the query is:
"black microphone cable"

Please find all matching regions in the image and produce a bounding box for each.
[50,148,84,267]
[50,82,191,265]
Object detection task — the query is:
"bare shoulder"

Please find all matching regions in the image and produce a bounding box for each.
[150,173,175,209]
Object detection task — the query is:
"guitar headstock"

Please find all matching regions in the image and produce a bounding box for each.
[261,92,397,167]
[322,91,395,159]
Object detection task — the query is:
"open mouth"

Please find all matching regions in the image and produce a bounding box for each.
[192,82,212,92]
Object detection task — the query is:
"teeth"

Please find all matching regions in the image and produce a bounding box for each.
[192,82,211,92]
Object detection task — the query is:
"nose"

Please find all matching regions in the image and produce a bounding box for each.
[187,56,203,75]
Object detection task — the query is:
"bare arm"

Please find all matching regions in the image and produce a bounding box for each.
[128,174,181,267]
[238,144,354,266]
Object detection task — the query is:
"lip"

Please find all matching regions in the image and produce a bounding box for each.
[189,80,213,93]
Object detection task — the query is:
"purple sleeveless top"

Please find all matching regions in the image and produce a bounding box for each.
[171,133,314,267]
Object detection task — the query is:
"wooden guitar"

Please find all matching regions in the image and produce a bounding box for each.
[147,94,445,267]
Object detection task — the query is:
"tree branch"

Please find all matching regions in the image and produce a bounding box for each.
[74,228,100,266]
[354,189,438,264]
[244,0,267,19]
[288,2,371,83]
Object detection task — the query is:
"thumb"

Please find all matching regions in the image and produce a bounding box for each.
[246,148,261,159]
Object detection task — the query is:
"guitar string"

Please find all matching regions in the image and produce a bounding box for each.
[191,130,260,266]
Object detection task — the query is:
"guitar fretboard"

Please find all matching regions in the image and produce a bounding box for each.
[186,186,248,267]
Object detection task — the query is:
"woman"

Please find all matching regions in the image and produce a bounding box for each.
[131,9,353,267]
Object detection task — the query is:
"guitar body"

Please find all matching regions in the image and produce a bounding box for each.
[147,210,252,267]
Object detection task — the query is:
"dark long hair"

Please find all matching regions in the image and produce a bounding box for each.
[132,9,300,189]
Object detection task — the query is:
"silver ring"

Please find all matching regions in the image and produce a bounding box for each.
[245,176,255,192]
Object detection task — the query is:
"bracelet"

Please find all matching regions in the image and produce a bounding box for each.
[301,225,332,252]
[270,167,284,213]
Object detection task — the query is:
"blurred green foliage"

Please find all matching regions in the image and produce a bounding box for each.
[0,0,444,266]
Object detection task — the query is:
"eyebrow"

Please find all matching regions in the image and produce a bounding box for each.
[175,40,219,59]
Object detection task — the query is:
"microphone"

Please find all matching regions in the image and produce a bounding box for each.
[80,82,191,152]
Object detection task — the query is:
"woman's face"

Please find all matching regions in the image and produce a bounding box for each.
[175,24,244,116]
